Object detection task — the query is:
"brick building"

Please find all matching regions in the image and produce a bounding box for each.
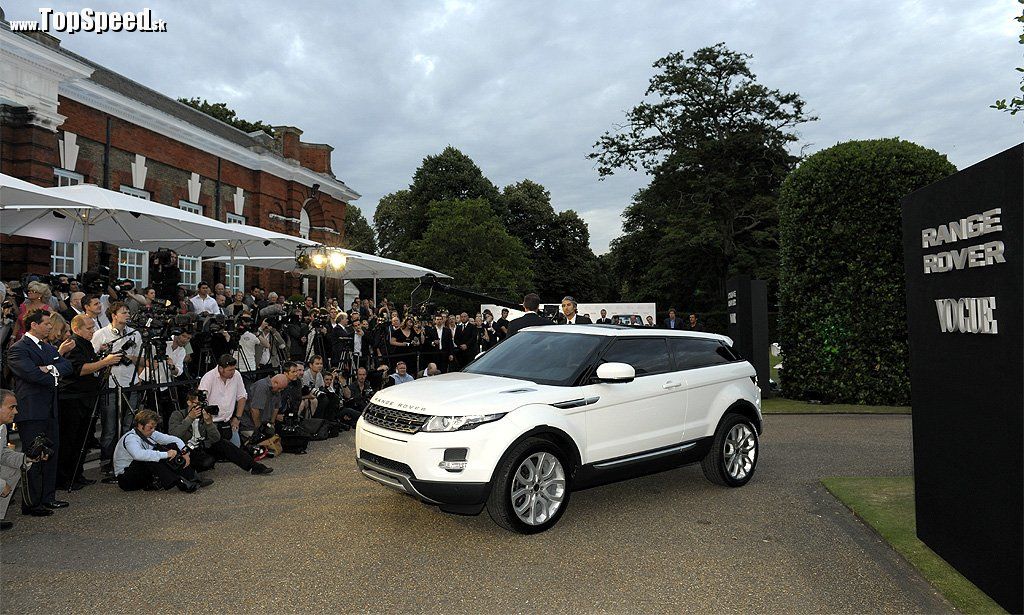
[0,14,359,298]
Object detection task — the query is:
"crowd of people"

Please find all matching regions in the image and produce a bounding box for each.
[0,273,707,531]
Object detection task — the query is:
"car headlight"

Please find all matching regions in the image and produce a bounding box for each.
[420,413,507,432]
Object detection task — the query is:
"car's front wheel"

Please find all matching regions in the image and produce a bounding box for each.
[701,412,759,487]
[486,437,570,534]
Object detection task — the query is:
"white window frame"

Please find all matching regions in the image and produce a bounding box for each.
[54,168,84,187]
[118,248,148,287]
[52,169,84,275]
[120,185,151,199]
[175,201,204,290]
[225,213,246,293]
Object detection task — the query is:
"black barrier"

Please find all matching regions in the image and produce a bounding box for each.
[726,275,770,397]
[901,143,1022,613]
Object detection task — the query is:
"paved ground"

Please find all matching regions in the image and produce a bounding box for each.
[1,415,952,614]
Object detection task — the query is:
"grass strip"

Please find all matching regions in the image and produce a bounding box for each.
[822,476,1005,614]
[763,397,911,414]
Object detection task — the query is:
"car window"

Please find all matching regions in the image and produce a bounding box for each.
[601,338,671,376]
[464,331,605,386]
[668,337,734,370]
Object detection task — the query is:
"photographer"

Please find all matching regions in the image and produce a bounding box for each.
[189,281,221,316]
[197,354,248,447]
[342,366,374,422]
[91,302,143,476]
[82,293,109,329]
[243,373,289,431]
[57,315,122,491]
[232,315,268,375]
[282,307,309,361]
[167,391,272,475]
[113,409,210,493]
[1,389,53,530]
[315,371,347,426]
[8,311,72,514]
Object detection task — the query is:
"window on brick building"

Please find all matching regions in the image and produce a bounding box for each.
[225,213,246,293]
[118,248,148,287]
[177,201,203,290]
[51,169,84,275]
[118,186,150,287]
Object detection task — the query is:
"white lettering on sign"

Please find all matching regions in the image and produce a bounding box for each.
[921,209,1002,248]
[922,241,1006,274]
[934,297,998,334]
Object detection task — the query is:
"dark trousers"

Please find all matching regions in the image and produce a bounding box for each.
[57,394,95,487]
[117,459,197,491]
[17,418,59,507]
[207,438,254,471]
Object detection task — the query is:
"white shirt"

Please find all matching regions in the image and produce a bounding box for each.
[189,294,220,315]
[198,367,247,422]
[91,324,141,388]
[165,341,187,379]
[352,331,363,355]
[233,330,261,372]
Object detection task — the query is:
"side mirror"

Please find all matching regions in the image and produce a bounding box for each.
[594,362,635,384]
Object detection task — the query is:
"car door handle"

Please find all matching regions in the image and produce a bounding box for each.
[662,381,682,389]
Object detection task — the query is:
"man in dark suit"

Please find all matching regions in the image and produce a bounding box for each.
[425,314,455,372]
[664,308,683,329]
[7,310,72,515]
[595,309,613,324]
[560,296,592,325]
[507,294,555,337]
[453,313,476,368]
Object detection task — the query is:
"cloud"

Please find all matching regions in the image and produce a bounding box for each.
[18,0,1021,258]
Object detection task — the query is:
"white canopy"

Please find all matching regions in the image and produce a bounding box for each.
[0,172,86,209]
[130,220,318,259]
[206,250,449,280]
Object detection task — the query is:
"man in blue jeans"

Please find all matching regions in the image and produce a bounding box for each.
[90,302,142,477]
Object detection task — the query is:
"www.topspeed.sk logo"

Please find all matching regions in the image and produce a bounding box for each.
[9,8,167,34]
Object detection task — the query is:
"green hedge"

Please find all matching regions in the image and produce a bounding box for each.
[777,139,956,405]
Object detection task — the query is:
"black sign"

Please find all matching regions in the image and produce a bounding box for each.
[902,143,1022,613]
[726,275,770,396]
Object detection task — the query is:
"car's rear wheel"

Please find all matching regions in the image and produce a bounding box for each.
[486,437,570,534]
[701,413,759,487]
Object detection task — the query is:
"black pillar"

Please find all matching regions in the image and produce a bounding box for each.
[726,275,770,397]
[901,143,1022,613]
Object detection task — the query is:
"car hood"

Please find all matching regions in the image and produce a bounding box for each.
[370,372,569,416]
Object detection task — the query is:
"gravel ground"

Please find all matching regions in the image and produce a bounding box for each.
[0,415,952,614]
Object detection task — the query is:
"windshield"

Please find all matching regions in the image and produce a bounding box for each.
[463,331,605,386]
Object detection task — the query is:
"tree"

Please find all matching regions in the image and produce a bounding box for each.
[374,147,502,262]
[991,0,1024,117]
[177,98,275,135]
[591,43,816,313]
[501,180,602,301]
[407,199,533,313]
[342,204,377,255]
[777,139,956,405]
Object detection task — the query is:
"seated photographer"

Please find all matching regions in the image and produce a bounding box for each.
[242,373,289,432]
[344,366,376,419]
[314,371,349,427]
[197,354,248,447]
[388,361,415,387]
[113,409,211,493]
[167,392,272,475]
[300,355,326,416]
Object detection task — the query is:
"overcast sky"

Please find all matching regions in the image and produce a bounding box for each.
[9,1,1021,253]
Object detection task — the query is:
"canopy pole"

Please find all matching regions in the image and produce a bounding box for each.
[81,220,90,272]
[229,246,236,294]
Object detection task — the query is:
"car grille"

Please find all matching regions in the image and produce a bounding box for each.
[362,402,429,434]
[359,451,415,477]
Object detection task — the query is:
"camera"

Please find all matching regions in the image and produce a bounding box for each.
[195,390,216,415]
[26,434,55,460]
[97,337,135,367]
[164,444,194,471]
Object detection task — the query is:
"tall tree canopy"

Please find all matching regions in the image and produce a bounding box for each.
[374,147,603,309]
[407,199,533,313]
[341,205,377,255]
[591,43,815,313]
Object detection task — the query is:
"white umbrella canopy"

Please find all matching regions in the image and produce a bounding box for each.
[206,249,451,280]
[0,172,88,209]
[142,224,318,259]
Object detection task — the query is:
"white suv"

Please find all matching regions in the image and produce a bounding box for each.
[355,325,762,534]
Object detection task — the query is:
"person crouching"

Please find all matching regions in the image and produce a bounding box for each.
[166,392,272,476]
[113,409,212,493]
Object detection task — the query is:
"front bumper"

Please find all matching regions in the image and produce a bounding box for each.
[355,420,495,515]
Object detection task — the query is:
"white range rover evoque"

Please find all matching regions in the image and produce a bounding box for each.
[355,324,762,534]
